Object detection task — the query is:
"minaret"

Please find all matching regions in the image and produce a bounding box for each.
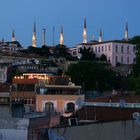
[42,28,46,46]
[124,22,128,41]
[59,25,64,46]
[83,18,87,43]
[99,28,103,42]
[12,29,16,42]
[32,22,37,47]
[1,38,4,43]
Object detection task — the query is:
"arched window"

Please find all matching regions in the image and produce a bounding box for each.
[67,102,75,112]
[45,102,54,112]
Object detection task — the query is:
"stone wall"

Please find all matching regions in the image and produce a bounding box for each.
[52,120,140,140]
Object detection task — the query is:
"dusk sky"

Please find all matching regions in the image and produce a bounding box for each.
[0,0,140,48]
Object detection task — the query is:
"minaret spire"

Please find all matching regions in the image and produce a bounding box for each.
[42,28,46,46]
[124,22,128,41]
[12,29,16,42]
[99,28,103,42]
[32,22,37,47]
[83,17,87,43]
[59,25,64,46]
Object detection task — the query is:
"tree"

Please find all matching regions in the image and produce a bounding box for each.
[66,61,117,92]
[53,44,74,60]
[41,45,52,58]
[80,47,96,61]
[129,36,140,76]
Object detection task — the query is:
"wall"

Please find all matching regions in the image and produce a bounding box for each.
[0,129,28,140]
[36,95,85,112]
[0,118,29,140]
[0,105,11,118]
[52,120,140,140]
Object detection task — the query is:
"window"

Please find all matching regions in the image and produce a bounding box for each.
[116,56,118,63]
[109,45,111,51]
[127,46,129,53]
[116,45,118,53]
[121,56,123,63]
[133,46,136,53]
[105,45,107,51]
[121,45,124,53]
[98,46,100,52]
[127,57,129,64]
[133,58,136,63]
[102,46,104,52]
[108,57,110,62]
[73,51,76,55]
[95,47,97,52]
[45,102,54,112]
[67,102,75,112]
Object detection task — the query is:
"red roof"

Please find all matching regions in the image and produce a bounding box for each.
[86,94,140,103]
[77,106,140,122]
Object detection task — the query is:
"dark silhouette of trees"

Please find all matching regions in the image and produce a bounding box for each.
[53,44,75,60]
[80,47,96,61]
[66,61,117,91]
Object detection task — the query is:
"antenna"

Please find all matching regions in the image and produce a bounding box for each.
[42,28,46,46]
[52,26,55,47]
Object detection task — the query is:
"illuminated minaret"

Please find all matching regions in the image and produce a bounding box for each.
[12,29,16,42]
[124,22,128,41]
[32,22,37,47]
[59,25,64,45]
[42,28,46,46]
[83,18,87,43]
[99,28,103,42]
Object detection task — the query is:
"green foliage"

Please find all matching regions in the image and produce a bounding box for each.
[123,76,140,94]
[53,44,75,60]
[119,36,140,93]
[80,47,95,61]
[129,36,140,76]
[129,36,140,44]
[27,45,51,58]
[66,61,116,91]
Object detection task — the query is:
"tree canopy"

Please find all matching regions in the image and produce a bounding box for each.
[129,36,140,76]
[80,47,96,61]
[66,61,117,91]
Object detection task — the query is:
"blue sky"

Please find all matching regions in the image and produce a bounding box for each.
[0,0,140,48]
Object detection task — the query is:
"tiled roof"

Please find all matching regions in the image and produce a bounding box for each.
[77,106,140,122]
[86,94,140,103]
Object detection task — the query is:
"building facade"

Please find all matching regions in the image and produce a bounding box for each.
[72,40,136,66]
[91,40,136,66]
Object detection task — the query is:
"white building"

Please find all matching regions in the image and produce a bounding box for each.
[91,40,136,66]
[73,41,136,66]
